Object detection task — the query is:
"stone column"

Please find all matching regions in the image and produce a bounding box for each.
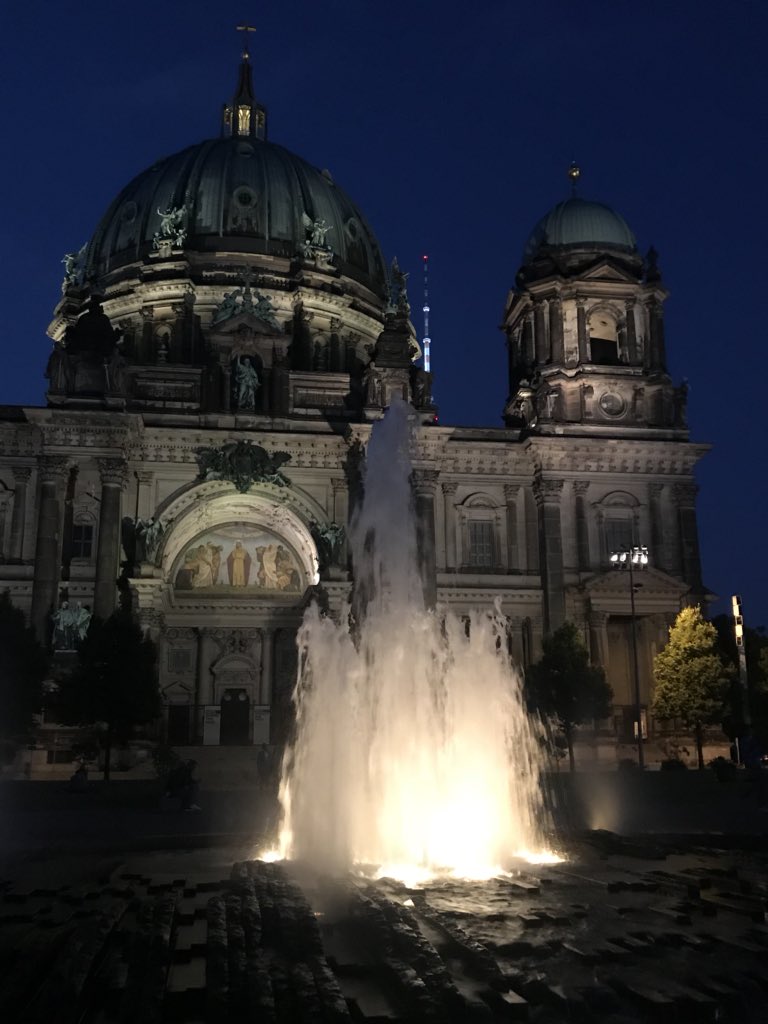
[521,312,534,366]
[94,459,127,620]
[331,477,349,566]
[534,299,548,365]
[442,482,458,571]
[219,356,232,413]
[675,482,703,589]
[524,486,539,574]
[8,466,31,562]
[548,295,564,364]
[588,610,610,669]
[192,628,210,742]
[573,480,591,571]
[533,476,565,633]
[625,299,638,364]
[647,483,666,571]
[260,628,276,705]
[576,298,589,364]
[503,483,520,573]
[645,299,667,372]
[413,470,439,607]
[30,456,69,643]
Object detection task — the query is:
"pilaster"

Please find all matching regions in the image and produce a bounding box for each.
[442,481,458,571]
[30,456,69,643]
[533,475,565,633]
[503,483,520,573]
[412,469,439,607]
[8,466,32,562]
[573,480,591,571]
[94,458,127,620]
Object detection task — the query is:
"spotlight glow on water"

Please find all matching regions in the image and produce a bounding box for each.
[275,397,558,878]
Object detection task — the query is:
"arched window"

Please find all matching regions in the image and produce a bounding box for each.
[588,307,621,366]
[595,491,640,562]
[458,493,502,571]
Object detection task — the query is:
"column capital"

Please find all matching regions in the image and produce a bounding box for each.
[412,469,440,498]
[136,470,154,486]
[588,609,609,626]
[573,480,590,496]
[330,477,346,493]
[503,482,521,502]
[674,481,698,505]
[442,481,458,496]
[11,466,32,484]
[648,481,664,499]
[97,458,128,488]
[532,476,563,505]
[38,455,70,482]
[140,306,154,322]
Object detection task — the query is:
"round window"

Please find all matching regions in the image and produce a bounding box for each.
[598,392,626,417]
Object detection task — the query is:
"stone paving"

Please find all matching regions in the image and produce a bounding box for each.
[2,833,768,1022]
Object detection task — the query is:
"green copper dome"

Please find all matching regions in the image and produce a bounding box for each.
[85,136,387,296]
[523,197,637,264]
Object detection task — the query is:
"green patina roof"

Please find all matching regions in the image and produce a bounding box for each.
[523,197,637,264]
[85,136,387,295]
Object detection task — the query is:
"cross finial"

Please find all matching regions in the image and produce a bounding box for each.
[236,24,257,59]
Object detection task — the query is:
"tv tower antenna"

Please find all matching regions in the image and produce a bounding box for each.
[422,254,431,373]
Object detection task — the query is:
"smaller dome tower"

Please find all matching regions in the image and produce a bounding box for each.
[502,166,685,436]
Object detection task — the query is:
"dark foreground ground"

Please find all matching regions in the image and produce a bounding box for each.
[1,770,767,1022]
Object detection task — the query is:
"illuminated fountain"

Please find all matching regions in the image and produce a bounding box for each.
[276,397,553,881]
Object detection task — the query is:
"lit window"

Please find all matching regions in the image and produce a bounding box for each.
[71,523,94,559]
[468,521,494,568]
[237,106,251,135]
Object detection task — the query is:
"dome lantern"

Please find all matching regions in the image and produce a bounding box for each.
[222,25,267,141]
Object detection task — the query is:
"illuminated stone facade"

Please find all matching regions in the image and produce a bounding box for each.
[0,60,708,760]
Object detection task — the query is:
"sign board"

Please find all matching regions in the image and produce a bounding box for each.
[252,706,271,745]
[203,705,221,746]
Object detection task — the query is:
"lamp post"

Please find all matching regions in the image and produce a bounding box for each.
[610,545,649,768]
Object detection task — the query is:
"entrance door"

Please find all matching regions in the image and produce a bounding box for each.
[167,704,191,745]
[220,688,251,745]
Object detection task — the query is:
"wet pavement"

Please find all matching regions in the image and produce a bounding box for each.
[1,772,767,1022]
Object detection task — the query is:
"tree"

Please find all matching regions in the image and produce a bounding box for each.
[51,608,160,780]
[525,622,613,771]
[0,591,48,745]
[653,606,730,769]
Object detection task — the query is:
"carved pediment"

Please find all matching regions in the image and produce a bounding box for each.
[579,260,638,284]
[209,311,281,339]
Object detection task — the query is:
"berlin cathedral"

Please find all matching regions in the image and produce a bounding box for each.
[0,47,707,763]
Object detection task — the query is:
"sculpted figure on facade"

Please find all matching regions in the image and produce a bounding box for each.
[51,601,92,650]
[61,244,87,292]
[234,355,260,410]
[212,283,280,331]
[45,344,74,393]
[387,257,410,315]
[153,205,187,252]
[310,521,345,571]
[195,440,291,493]
[300,212,333,257]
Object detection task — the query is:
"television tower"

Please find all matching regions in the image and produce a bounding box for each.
[422,254,431,373]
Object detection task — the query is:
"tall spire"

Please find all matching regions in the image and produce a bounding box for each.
[222,25,267,140]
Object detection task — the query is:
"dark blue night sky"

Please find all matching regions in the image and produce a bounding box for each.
[2,1,766,628]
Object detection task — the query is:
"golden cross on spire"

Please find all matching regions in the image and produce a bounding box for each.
[236,24,257,59]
